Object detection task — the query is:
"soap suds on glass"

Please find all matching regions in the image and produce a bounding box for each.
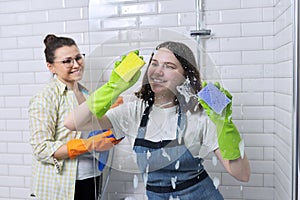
[161,148,171,161]
[213,177,220,189]
[171,176,177,189]
[175,160,180,170]
[212,155,218,166]
[133,174,138,188]
[176,78,197,103]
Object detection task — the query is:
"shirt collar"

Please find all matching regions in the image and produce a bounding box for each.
[55,78,68,96]
[54,78,89,96]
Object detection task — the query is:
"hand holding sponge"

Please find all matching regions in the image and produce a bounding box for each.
[86,50,145,119]
[198,82,242,160]
[67,129,120,159]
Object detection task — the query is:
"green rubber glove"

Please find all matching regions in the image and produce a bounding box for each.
[198,82,242,160]
[86,50,144,119]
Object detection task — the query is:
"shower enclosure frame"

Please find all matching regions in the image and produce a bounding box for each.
[293,0,299,199]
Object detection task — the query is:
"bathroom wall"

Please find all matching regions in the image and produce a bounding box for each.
[204,0,294,199]
[0,0,90,199]
[273,0,294,199]
[0,0,295,200]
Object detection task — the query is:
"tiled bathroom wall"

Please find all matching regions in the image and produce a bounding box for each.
[0,0,295,199]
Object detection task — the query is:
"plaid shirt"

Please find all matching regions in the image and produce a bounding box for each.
[29,78,88,200]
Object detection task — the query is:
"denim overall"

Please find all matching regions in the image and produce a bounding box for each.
[133,105,224,200]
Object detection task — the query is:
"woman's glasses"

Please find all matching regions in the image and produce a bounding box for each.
[54,54,85,68]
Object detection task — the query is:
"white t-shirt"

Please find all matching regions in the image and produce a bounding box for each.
[76,131,101,180]
[106,99,219,158]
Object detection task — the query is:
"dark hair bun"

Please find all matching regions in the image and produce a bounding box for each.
[44,34,57,46]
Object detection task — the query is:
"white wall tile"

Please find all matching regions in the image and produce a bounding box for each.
[0,165,8,176]
[140,14,178,27]
[9,165,31,176]
[221,8,263,24]
[205,0,241,11]
[48,8,84,21]
[236,120,264,132]
[18,60,46,72]
[243,78,274,92]
[243,50,274,64]
[243,186,274,199]
[274,78,293,95]
[219,185,250,199]
[264,92,275,105]
[0,0,30,14]
[234,92,264,107]
[0,121,6,131]
[0,109,20,119]
[17,36,43,48]
[65,0,88,8]
[244,133,274,147]
[264,64,274,77]
[245,147,264,159]
[273,60,293,78]
[274,3,292,31]
[0,62,18,73]
[209,51,242,65]
[205,11,221,24]
[242,22,274,37]
[0,187,9,198]
[34,72,53,84]
[20,84,45,96]
[0,38,18,49]
[1,24,33,37]
[0,85,19,96]
[89,4,118,20]
[16,11,48,24]
[263,36,274,50]
[0,13,17,25]
[275,107,292,130]
[6,120,28,131]
[32,22,65,35]
[66,19,89,33]
[220,37,263,51]
[3,73,35,84]
[274,120,292,146]
[274,161,292,195]
[220,65,264,79]
[178,12,196,26]
[0,143,7,153]
[274,42,293,63]
[2,49,34,61]
[264,173,274,187]
[8,143,32,154]
[263,7,274,21]
[121,2,156,15]
[0,154,23,165]
[241,0,274,8]
[0,131,23,142]
[30,0,64,11]
[10,187,31,199]
[102,17,137,30]
[275,93,292,112]
[158,0,194,13]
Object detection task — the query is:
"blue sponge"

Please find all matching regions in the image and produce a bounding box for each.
[198,83,231,114]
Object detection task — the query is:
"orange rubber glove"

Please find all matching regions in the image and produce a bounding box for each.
[110,96,123,109]
[67,129,121,159]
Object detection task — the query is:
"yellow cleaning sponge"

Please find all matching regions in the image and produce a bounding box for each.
[114,51,145,82]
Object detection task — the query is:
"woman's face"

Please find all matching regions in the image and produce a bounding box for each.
[147,47,185,98]
[47,45,84,88]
